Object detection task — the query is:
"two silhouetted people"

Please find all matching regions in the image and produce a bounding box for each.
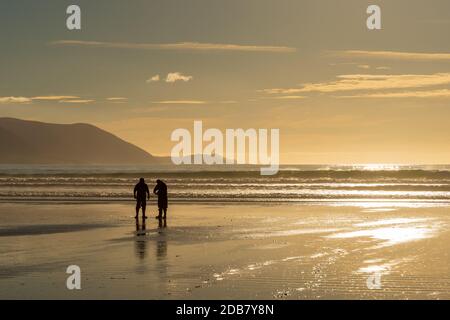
[133,178,168,220]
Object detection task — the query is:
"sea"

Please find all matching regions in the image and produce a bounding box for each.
[1,164,450,204]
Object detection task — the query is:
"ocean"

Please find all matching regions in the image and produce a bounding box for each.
[1,164,450,203]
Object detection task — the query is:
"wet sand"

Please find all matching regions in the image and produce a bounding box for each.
[0,202,449,299]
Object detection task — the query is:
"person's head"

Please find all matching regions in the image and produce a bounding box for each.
[156,179,161,185]
[139,178,145,183]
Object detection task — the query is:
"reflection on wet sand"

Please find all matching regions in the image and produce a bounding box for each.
[135,219,147,260]
[326,217,439,248]
[357,259,403,275]
[157,218,167,260]
[134,218,168,261]
[1,202,449,299]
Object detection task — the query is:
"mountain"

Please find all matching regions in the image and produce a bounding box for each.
[0,118,162,165]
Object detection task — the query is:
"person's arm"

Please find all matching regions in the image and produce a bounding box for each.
[133,185,137,199]
[153,185,158,195]
[146,185,150,200]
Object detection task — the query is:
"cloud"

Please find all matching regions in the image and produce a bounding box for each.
[273,95,307,99]
[32,95,79,100]
[0,96,32,104]
[59,99,95,103]
[152,100,206,104]
[107,97,127,103]
[165,72,193,83]
[152,99,238,105]
[261,73,450,94]
[147,73,193,83]
[339,89,450,99]
[259,88,304,94]
[219,100,238,104]
[0,96,82,104]
[146,75,160,83]
[334,50,450,61]
[107,97,127,101]
[0,95,96,104]
[51,40,297,53]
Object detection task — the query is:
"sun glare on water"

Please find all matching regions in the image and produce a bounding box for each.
[358,164,401,171]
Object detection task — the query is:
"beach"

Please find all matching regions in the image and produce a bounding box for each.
[1,201,449,299]
[2,0,450,306]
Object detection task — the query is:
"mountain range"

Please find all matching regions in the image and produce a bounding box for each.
[0,117,164,164]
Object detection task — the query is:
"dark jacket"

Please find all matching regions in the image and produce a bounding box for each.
[134,182,149,200]
[153,181,168,208]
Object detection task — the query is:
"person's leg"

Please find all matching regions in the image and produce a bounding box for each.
[163,208,167,219]
[142,202,147,219]
[157,208,162,219]
[135,202,140,218]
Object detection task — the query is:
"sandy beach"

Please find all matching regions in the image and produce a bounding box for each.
[0,201,448,299]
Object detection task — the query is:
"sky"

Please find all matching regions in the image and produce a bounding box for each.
[0,0,449,164]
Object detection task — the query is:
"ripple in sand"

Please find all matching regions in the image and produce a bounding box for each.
[254,243,290,250]
[245,228,341,239]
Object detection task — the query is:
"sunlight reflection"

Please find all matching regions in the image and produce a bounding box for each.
[328,226,434,247]
[330,201,448,209]
[355,164,401,171]
[357,260,401,274]
[355,218,430,227]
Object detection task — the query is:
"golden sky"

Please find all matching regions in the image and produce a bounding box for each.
[1,0,449,164]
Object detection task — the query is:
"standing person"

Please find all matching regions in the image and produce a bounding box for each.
[153,179,168,219]
[134,178,150,219]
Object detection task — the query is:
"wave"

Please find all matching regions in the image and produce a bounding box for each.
[1,165,450,203]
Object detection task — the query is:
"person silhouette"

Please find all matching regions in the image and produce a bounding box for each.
[153,179,168,219]
[134,178,150,219]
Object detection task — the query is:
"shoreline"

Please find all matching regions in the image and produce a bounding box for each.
[2,198,450,205]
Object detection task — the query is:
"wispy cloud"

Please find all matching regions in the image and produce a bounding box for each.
[259,88,305,95]
[0,95,81,104]
[273,95,307,100]
[106,97,127,104]
[340,89,450,99]
[0,96,32,104]
[261,73,450,94]
[152,100,206,105]
[165,72,193,83]
[334,50,450,61]
[375,66,391,70]
[0,95,97,104]
[59,99,95,103]
[146,75,160,83]
[50,40,297,53]
[32,95,79,101]
[147,73,192,83]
